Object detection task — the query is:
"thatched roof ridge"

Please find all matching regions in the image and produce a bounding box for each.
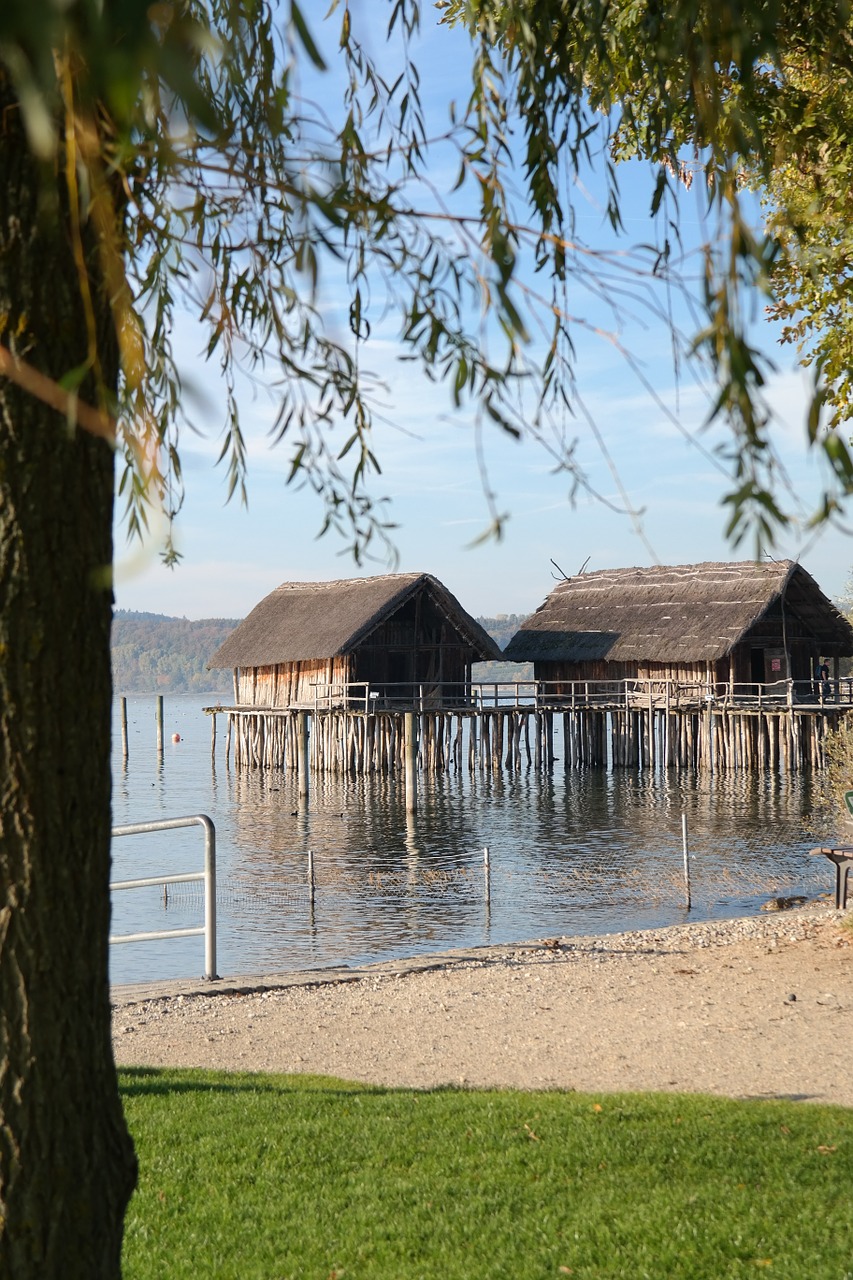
[208,572,501,668]
[503,560,853,664]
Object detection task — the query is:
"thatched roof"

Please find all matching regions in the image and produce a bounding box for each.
[208,573,501,668]
[503,561,853,664]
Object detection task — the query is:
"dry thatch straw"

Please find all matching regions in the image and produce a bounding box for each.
[209,573,501,669]
[504,560,853,664]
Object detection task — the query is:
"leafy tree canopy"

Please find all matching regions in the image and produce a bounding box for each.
[3,0,853,570]
[440,0,853,546]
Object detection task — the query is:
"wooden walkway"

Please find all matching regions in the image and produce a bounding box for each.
[205,678,853,775]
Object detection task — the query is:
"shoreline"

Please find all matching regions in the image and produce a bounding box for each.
[113,906,853,1105]
[112,902,840,1006]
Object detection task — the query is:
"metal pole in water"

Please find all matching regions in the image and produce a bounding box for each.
[156,695,164,755]
[682,811,691,910]
[484,845,491,904]
[307,849,315,907]
[120,696,128,761]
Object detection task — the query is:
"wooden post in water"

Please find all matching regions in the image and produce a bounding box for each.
[704,707,713,773]
[156,695,164,754]
[405,711,418,814]
[120,696,128,762]
[297,711,310,799]
[493,713,503,773]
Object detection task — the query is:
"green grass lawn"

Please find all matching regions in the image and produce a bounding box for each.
[120,1069,852,1280]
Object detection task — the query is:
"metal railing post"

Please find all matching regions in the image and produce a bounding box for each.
[110,814,219,980]
[200,814,217,980]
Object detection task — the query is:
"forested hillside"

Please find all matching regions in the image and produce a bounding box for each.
[476,613,528,650]
[473,614,532,683]
[111,612,240,693]
[111,610,531,693]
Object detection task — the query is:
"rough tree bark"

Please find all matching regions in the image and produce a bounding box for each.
[0,67,138,1276]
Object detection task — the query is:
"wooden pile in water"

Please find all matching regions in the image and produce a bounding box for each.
[212,703,845,775]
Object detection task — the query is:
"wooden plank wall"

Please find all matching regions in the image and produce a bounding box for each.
[236,658,350,707]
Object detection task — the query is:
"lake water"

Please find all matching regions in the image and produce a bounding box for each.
[109,694,832,984]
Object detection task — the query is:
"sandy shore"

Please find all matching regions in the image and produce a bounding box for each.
[112,907,853,1105]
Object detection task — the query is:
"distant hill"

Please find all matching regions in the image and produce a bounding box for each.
[111,611,240,694]
[473,613,532,683]
[111,609,531,694]
[476,613,528,651]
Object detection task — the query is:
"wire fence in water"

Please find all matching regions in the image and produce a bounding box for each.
[107,807,838,985]
[148,833,831,919]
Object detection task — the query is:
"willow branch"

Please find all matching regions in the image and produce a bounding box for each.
[0,346,116,443]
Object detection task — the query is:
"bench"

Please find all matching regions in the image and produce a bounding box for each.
[810,847,853,910]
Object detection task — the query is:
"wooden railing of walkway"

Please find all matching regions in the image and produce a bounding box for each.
[282,676,853,713]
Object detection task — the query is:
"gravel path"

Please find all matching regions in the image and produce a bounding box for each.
[112,907,853,1105]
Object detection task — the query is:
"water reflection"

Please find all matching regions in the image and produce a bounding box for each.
[109,695,829,984]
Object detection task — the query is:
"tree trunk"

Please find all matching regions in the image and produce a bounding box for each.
[0,69,137,1275]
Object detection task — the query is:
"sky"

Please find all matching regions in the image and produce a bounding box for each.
[112,5,853,622]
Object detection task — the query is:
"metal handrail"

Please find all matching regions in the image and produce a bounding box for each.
[110,814,218,980]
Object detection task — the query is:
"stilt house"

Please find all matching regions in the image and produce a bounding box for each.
[208,572,501,709]
[504,561,853,699]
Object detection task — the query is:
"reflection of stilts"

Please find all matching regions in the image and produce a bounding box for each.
[307,849,315,909]
[304,848,317,945]
[404,809,421,904]
[483,845,491,932]
[307,847,317,931]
